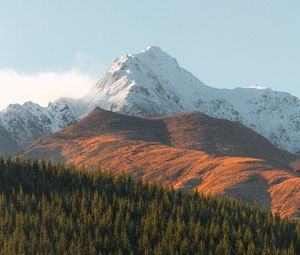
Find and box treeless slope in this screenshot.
[25,108,300,217]
[160,112,293,164]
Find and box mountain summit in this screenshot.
[83,46,211,116]
[1,46,300,153]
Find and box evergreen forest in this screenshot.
[0,156,299,254]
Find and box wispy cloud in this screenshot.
[0,69,97,110]
[0,53,105,110]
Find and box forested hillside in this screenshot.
[0,157,299,254]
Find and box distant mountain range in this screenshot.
[2,46,300,155]
[24,107,300,218]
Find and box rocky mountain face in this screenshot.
[24,108,300,217]
[0,98,85,150]
[2,46,300,153]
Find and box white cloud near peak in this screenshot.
[0,68,97,110]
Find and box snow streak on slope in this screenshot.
[1,46,300,153]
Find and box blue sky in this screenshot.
[1,0,300,108]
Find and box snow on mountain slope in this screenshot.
[1,46,300,153]
[83,46,300,153]
[0,98,84,149]
[220,88,300,152]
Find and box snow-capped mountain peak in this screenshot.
[84,46,211,116]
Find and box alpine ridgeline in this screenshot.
[2,46,300,153]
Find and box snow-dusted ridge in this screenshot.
[0,98,82,149]
[1,46,300,154]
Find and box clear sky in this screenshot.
[1,0,300,109]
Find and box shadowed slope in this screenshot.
[158,112,292,164]
[25,107,300,217]
[58,107,170,145]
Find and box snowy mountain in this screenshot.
[0,99,85,149]
[1,46,300,153]
[83,46,300,153]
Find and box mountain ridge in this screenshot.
[2,46,300,154]
[24,107,300,217]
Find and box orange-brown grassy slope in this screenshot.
[25,108,300,218]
